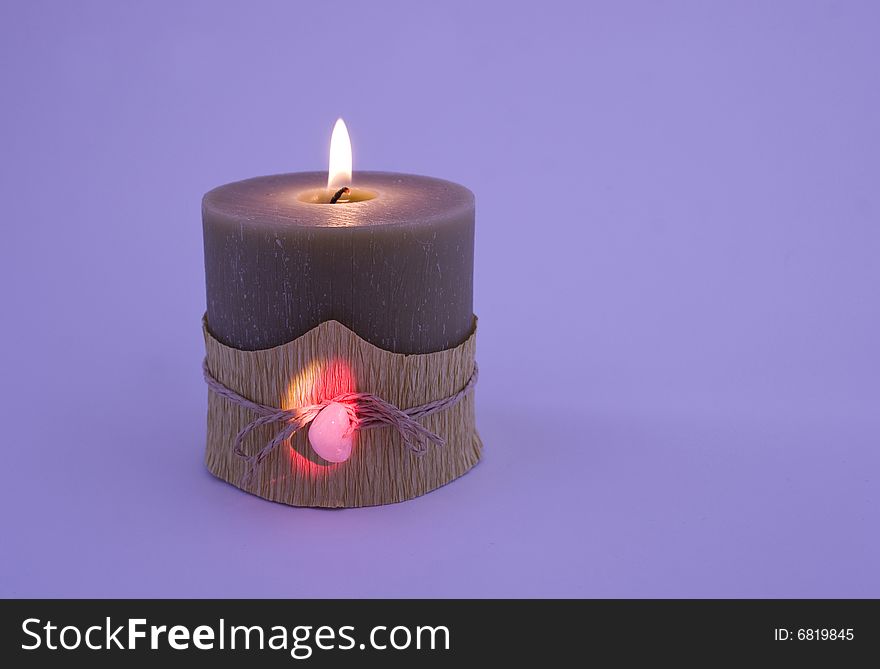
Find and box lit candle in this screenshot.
[202,119,475,355]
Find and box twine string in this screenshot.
[202,359,478,485]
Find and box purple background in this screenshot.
[1,1,878,597]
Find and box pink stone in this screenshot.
[308,402,353,463]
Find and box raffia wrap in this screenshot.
[203,317,481,507]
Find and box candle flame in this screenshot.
[327,118,352,191]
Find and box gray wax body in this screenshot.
[202,172,475,354]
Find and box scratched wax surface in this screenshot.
[203,172,474,353]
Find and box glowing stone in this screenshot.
[308,402,353,463]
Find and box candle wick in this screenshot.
[330,187,350,204]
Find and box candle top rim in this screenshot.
[203,171,474,229]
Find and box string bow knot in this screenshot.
[203,359,478,485]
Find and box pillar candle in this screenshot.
[202,170,475,354]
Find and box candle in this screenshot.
[202,120,475,354]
